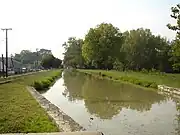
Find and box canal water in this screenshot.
[42,71,179,135]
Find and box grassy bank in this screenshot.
[0,70,62,133]
[78,69,180,89]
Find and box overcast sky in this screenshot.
[0,0,179,59]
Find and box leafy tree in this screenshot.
[82,23,124,69]
[63,37,85,68]
[121,29,170,71]
[41,55,62,69]
[167,3,180,72]
[13,49,53,68]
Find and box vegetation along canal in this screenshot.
[42,71,179,135]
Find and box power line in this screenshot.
[1,28,12,77]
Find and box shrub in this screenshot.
[53,75,58,78]
[150,82,158,89]
[33,81,43,90]
[47,77,54,82]
[141,81,151,87]
[134,79,141,85]
[129,78,135,83]
[52,76,56,80]
[141,68,148,73]
[123,77,129,81]
[113,59,124,71]
[41,80,51,89]
[32,70,62,91]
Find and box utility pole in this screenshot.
[36,48,39,70]
[1,54,4,77]
[1,28,12,77]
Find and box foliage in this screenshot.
[41,55,62,69]
[121,29,171,71]
[32,71,62,91]
[113,59,124,71]
[33,81,43,90]
[63,23,175,72]
[81,70,158,89]
[141,68,148,73]
[79,69,180,88]
[62,4,180,73]
[82,23,124,69]
[167,3,180,72]
[63,37,85,68]
[13,49,54,69]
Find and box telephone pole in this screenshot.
[1,28,12,77]
[1,54,4,77]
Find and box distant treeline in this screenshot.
[63,4,180,73]
[13,49,62,69]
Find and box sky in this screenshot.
[0,0,179,59]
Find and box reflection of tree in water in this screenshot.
[82,77,165,119]
[85,100,122,119]
[174,99,180,135]
[63,71,166,119]
[62,71,85,101]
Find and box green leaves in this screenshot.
[41,55,62,69]
[63,37,84,68]
[167,3,180,72]
[63,11,179,73]
[82,23,123,69]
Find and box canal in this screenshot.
[42,71,179,135]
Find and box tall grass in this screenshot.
[79,69,180,88]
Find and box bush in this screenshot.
[118,76,157,89]
[41,80,51,89]
[33,81,43,90]
[141,68,148,73]
[113,59,124,71]
[134,79,141,85]
[151,68,157,73]
[141,81,151,87]
[52,76,56,80]
[32,70,62,91]
[150,82,158,89]
[47,77,54,82]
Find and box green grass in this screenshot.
[0,70,62,133]
[32,72,62,91]
[78,69,180,88]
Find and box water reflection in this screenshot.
[63,71,165,119]
[42,70,179,135]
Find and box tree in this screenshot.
[121,28,170,71]
[41,55,62,69]
[63,37,85,68]
[82,23,124,69]
[167,3,180,72]
[13,49,53,69]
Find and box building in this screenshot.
[0,57,23,74]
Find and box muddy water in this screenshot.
[42,71,179,135]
